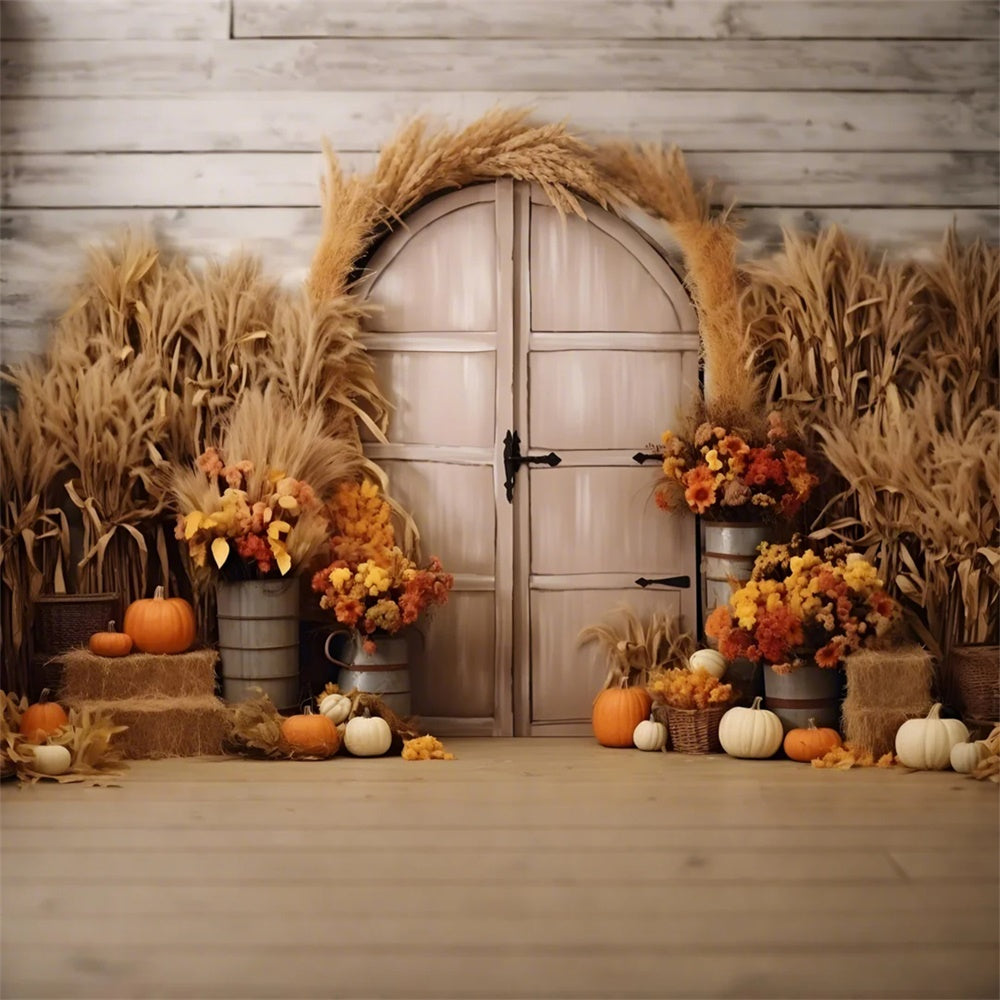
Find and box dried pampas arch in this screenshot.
[307,108,755,425]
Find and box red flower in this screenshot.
[744,446,787,488]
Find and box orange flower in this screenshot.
[683,465,718,514]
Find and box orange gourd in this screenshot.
[592,687,652,748]
[280,707,341,758]
[19,689,69,744]
[783,718,843,762]
[123,586,196,654]
[88,620,133,658]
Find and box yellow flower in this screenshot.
[328,566,353,590]
[704,449,723,472]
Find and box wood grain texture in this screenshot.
[1,743,997,1000]
[0,0,230,40]
[233,0,999,40]
[2,39,995,95]
[4,92,995,153]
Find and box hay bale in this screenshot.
[61,696,230,759]
[58,649,218,701]
[841,701,932,758]
[844,645,933,708]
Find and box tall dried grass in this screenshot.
[309,108,626,301]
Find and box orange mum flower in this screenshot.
[683,465,718,514]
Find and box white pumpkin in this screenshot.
[688,648,727,680]
[633,715,667,751]
[343,712,392,757]
[718,696,783,759]
[949,739,989,774]
[895,704,970,770]
[28,744,72,776]
[318,692,352,725]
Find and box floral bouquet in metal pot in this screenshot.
[705,539,902,674]
[311,479,453,653]
[655,411,819,521]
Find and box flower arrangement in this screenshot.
[174,447,329,579]
[647,668,735,711]
[311,480,453,652]
[705,539,902,674]
[655,411,819,521]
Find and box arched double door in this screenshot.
[358,179,699,735]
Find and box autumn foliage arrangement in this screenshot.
[706,539,902,675]
[656,411,818,521]
[311,480,453,652]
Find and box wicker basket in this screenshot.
[952,645,999,722]
[33,593,121,654]
[664,704,727,754]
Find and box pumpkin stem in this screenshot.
[106,620,117,632]
[153,585,165,600]
[749,696,763,710]
[927,703,942,719]
[39,687,52,704]
[807,718,817,729]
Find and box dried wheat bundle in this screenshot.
[598,143,757,422]
[579,605,694,690]
[309,108,624,301]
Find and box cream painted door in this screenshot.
[360,180,698,736]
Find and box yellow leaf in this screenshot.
[267,520,291,539]
[184,511,204,539]
[211,537,230,568]
[275,546,292,576]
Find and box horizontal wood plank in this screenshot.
[233,0,1000,41]
[4,151,996,208]
[0,0,230,40]
[3,91,995,153]
[2,39,995,95]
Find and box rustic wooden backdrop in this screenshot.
[1,0,997,366]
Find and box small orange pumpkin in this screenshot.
[88,620,133,658]
[280,707,341,758]
[592,686,652,748]
[19,689,69,744]
[123,586,196,654]
[783,718,843,762]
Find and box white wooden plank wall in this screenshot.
[1,0,997,366]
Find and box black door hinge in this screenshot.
[635,575,691,589]
[632,451,662,464]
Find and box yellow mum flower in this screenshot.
[705,449,723,472]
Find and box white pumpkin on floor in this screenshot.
[344,711,393,757]
[632,715,667,751]
[949,739,989,774]
[894,704,969,770]
[718,697,783,759]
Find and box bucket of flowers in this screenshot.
[705,538,902,730]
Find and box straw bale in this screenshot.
[843,645,933,708]
[841,702,931,759]
[61,696,229,759]
[58,648,218,701]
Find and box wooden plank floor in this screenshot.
[2,739,997,999]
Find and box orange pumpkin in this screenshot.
[123,586,196,654]
[280,707,341,758]
[19,689,69,744]
[783,718,843,762]
[88,620,133,657]
[592,687,652,748]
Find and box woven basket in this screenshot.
[664,704,727,754]
[33,593,121,654]
[952,645,999,722]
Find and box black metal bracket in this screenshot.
[632,451,662,465]
[635,575,691,589]
[503,430,561,502]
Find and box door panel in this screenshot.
[369,351,496,447]
[529,205,684,333]
[378,460,495,576]
[528,466,690,575]
[367,201,498,332]
[529,349,690,449]
[530,588,685,723]
[408,591,494,718]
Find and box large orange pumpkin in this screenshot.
[783,718,843,762]
[19,689,69,744]
[592,687,652,748]
[280,708,341,758]
[88,620,133,657]
[123,586,196,654]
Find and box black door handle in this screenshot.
[635,575,691,589]
[632,452,662,465]
[503,430,561,502]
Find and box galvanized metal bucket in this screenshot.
[701,521,772,631]
[324,631,411,717]
[216,578,301,710]
[763,664,842,732]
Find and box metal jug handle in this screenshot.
[323,627,356,669]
